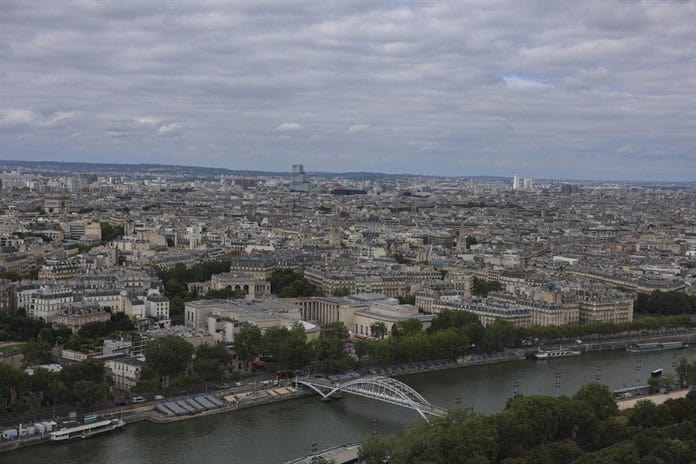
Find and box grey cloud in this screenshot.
[1,0,694,180]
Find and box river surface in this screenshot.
[6,348,695,464]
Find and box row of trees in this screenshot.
[227,310,696,376]
[360,384,696,464]
[353,311,695,368]
[0,310,72,343]
[0,359,111,416]
[233,321,351,372]
[634,290,696,316]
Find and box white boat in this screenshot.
[49,418,126,442]
[533,348,581,359]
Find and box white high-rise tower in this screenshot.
[512,174,520,190]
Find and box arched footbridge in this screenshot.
[296,375,446,421]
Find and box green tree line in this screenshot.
[0,310,71,342]
[0,359,111,416]
[360,383,696,464]
[635,290,696,316]
[233,321,350,372]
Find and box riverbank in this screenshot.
[5,347,694,464]
[617,388,690,410]
[2,333,693,454]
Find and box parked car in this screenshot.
[131,396,147,403]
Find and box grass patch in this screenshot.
[0,343,25,353]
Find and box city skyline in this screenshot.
[1,1,695,181]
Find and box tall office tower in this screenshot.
[512,174,520,190]
[290,164,311,192]
[524,177,533,190]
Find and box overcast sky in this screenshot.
[1,1,695,180]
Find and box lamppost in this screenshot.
[513,380,520,398]
[554,371,561,396]
[372,419,378,437]
[635,354,642,385]
[311,442,319,455]
[595,365,602,382]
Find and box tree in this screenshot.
[100,222,125,243]
[321,321,349,340]
[482,320,518,352]
[472,277,502,297]
[370,322,388,339]
[397,294,416,305]
[144,336,194,379]
[675,358,694,387]
[390,319,423,337]
[0,364,27,409]
[573,382,619,421]
[21,341,53,367]
[279,325,312,369]
[359,437,393,464]
[71,380,109,409]
[193,344,231,383]
[268,269,323,297]
[628,400,663,430]
[333,287,351,297]
[234,326,262,362]
[193,358,224,384]
[60,359,105,388]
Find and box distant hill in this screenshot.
[0,159,693,185]
[0,159,462,181]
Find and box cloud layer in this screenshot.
[1,0,694,180]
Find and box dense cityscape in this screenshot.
[0,160,694,463]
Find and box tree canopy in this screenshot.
[144,336,194,379]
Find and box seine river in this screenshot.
[6,348,695,464]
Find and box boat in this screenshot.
[532,347,581,360]
[49,418,126,442]
[627,341,689,353]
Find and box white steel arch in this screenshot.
[297,376,445,421]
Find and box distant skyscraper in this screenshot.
[290,164,310,192]
[561,184,580,194]
[512,174,520,190]
[523,177,533,190]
